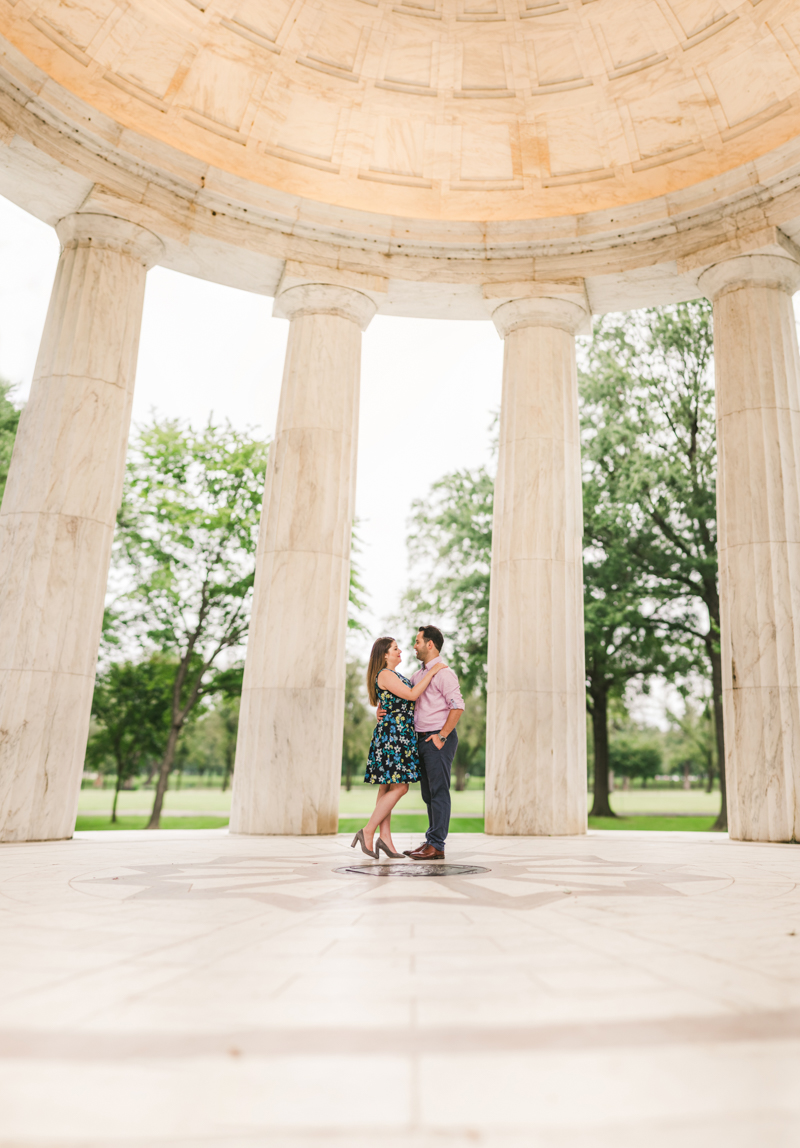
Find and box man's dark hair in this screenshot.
[418,625,444,653]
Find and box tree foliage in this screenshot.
[666,700,716,791]
[582,522,686,814]
[401,466,493,698]
[348,523,369,634]
[580,301,726,827]
[452,693,486,790]
[0,379,21,506]
[609,735,662,786]
[342,659,373,790]
[107,417,268,827]
[86,658,174,820]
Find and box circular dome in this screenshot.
[4,0,800,218]
[2,0,800,313]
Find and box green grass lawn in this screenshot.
[75,816,229,831]
[607,789,721,815]
[588,815,718,832]
[77,789,232,813]
[75,781,723,834]
[74,812,720,834]
[340,814,719,834]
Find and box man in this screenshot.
[380,625,464,860]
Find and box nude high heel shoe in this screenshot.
[376,837,404,859]
[351,828,377,858]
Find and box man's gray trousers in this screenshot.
[416,730,458,852]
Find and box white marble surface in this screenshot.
[0,829,798,1146]
[485,295,588,837]
[700,253,800,844]
[230,283,373,836]
[3,5,800,318]
[0,214,162,844]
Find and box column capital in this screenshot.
[273,259,387,330]
[273,282,378,330]
[698,253,800,301]
[55,213,164,269]
[483,280,591,337]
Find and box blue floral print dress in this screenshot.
[365,672,420,784]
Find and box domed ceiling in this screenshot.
[2,0,800,223]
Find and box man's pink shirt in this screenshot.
[410,656,465,732]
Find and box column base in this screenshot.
[230,686,343,836]
[725,685,800,843]
[0,668,92,842]
[485,689,588,836]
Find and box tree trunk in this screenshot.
[222,747,233,792]
[111,771,122,823]
[147,724,181,829]
[682,760,691,790]
[344,756,352,792]
[589,688,615,817]
[706,631,728,831]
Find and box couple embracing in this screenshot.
[351,626,465,861]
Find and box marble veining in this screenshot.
[229,282,375,836]
[485,294,588,837]
[0,215,162,844]
[700,253,800,843]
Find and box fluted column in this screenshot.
[0,213,163,842]
[699,253,800,842]
[230,283,376,836]
[484,294,589,836]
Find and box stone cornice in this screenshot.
[4,49,800,316]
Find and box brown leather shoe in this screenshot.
[402,842,428,857]
[408,844,445,861]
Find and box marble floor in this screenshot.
[0,829,798,1147]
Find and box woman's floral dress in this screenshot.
[364,672,420,784]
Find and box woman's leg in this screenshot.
[363,783,407,847]
[378,783,408,853]
[361,784,388,849]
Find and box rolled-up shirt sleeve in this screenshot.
[441,669,465,711]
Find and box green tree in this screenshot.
[582,420,691,816]
[0,379,22,505]
[583,555,679,815]
[609,734,662,788]
[580,301,726,828]
[108,418,268,829]
[342,660,373,790]
[86,659,173,821]
[402,466,493,698]
[217,696,240,791]
[666,700,716,791]
[452,692,486,790]
[348,522,369,634]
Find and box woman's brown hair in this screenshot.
[367,636,394,706]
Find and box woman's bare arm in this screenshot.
[377,664,446,702]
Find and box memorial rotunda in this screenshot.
[1,0,800,844]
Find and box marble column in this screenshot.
[484,294,589,836]
[229,283,376,836]
[0,213,163,843]
[699,253,800,842]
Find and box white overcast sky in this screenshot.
[0,194,502,664]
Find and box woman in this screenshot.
[351,635,446,859]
